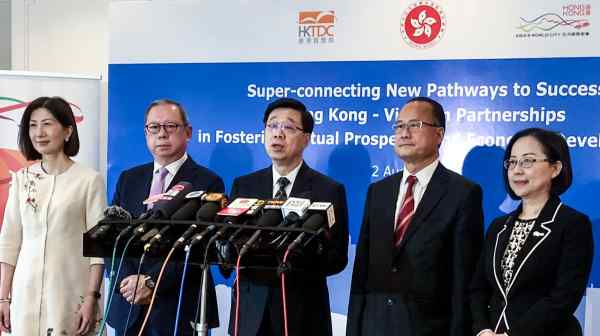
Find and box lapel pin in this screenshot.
[533,231,544,237]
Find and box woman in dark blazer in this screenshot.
[470,128,594,336]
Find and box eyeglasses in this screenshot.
[145,122,185,135]
[503,157,551,170]
[265,121,305,135]
[392,119,440,132]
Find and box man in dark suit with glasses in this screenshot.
[107,99,224,336]
[225,97,349,336]
[348,96,484,336]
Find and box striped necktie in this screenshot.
[394,175,417,247]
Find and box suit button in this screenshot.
[391,267,398,273]
[387,298,394,306]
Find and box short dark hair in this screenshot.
[144,99,190,125]
[503,127,573,200]
[263,98,314,134]
[406,96,446,129]
[19,96,80,160]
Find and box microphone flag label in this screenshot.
[217,198,258,216]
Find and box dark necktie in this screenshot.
[274,177,290,200]
[394,175,417,247]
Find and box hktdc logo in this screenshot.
[298,11,335,44]
[400,1,446,49]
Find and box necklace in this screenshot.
[40,161,49,174]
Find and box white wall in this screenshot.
[0,1,10,70]
[10,0,109,175]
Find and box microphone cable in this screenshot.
[97,229,137,336]
[136,246,176,336]
[233,254,243,336]
[122,250,147,336]
[173,244,193,336]
[280,249,292,336]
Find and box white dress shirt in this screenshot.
[394,159,439,226]
[152,152,188,192]
[272,161,303,198]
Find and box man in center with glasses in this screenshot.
[347,97,484,336]
[106,99,224,335]
[225,97,349,336]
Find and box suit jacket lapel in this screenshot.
[396,164,449,252]
[136,163,154,214]
[505,196,560,294]
[289,162,313,198]
[493,214,514,299]
[259,166,275,199]
[167,156,193,190]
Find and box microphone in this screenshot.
[89,205,132,240]
[281,197,311,222]
[239,201,285,256]
[171,193,228,248]
[271,197,311,247]
[169,190,206,221]
[226,199,267,242]
[301,202,335,247]
[115,182,194,239]
[148,182,194,219]
[196,193,229,221]
[305,202,336,229]
[215,199,268,265]
[285,213,325,252]
[216,198,259,222]
[140,190,207,250]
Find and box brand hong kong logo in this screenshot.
[400,1,446,49]
[516,3,591,39]
[298,11,335,44]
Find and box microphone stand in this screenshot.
[194,231,221,336]
[196,266,210,336]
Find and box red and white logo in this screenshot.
[400,1,446,49]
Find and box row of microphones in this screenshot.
[89,184,335,259]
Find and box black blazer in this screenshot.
[470,196,594,336]
[106,156,224,335]
[348,164,484,336]
[226,162,349,336]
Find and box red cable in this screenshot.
[280,249,291,336]
[233,254,242,336]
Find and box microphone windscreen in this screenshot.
[256,209,283,228]
[171,199,202,220]
[302,213,325,231]
[196,202,220,221]
[152,181,194,219]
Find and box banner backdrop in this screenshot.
[108,1,599,335]
[108,57,600,334]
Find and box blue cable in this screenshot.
[97,233,137,336]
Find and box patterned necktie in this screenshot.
[394,175,417,247]
[148,167,168,209]
[274,177,290,200]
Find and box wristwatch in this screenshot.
[144,276,156,289]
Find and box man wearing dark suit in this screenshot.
[226,98,349,336]
[107,99,224,336]
[347,97,484,336]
